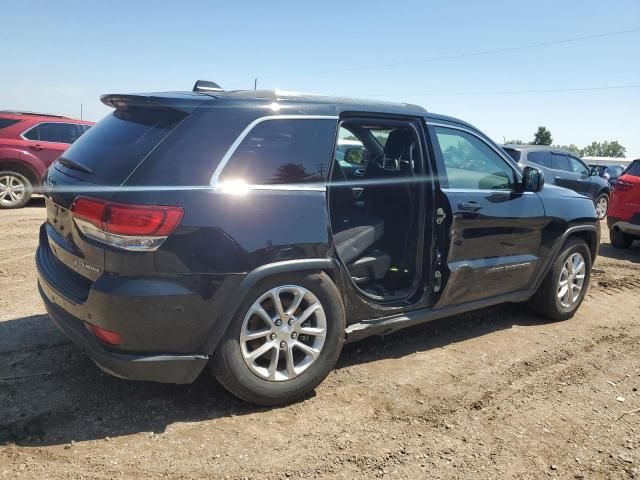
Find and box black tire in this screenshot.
[0,171,32,209]
[528,237,591,321]
[211,271,345,406]
[610,227,633,249]
[594,193,609,220]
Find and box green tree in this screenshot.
[553,144,582,156]
[580,140,626,158]
[504,139,526,145]
[532,126,553,146]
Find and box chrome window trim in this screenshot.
[425,121,523,176]
[209,115,339,189]
[20,121,83,144]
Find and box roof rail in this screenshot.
[192,80,224,93]
[0,110,73,119]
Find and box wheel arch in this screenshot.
[0,159,40,187]
[202,259,337,354]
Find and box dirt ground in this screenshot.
[1,198,639,479]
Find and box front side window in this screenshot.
[434,126,515,190]
[551,153,571,172]
[569,157,589,176]
[219,118,337,185]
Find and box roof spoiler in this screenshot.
[192,80,223,93]
[100,94,206,113]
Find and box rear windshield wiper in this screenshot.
[57,157,93,175]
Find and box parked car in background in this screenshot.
[36,84,599,406]
[590,164,625,185]
[502,145,611,219]
[608,159,640,248]
[0,111,93,208]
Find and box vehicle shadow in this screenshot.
[26,196,45,208]
[0,303,549,447]
[597,241,640,263]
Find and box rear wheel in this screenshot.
[211,272,345,406]
[594,193,609,220]
[610,227,634,249]
[0,171,32,209]
[528,237,591,321]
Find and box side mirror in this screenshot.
[521,166,544,192]
[344,147,364,165]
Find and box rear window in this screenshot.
[58,107,188,185]
[527,151,551,167]
[0,118,20,130]
[624,161,640,177]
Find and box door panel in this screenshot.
[427,123,545,307]
[437,189,545,305]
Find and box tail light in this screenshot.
[70,196,183,251]
[613,180,634,192]
[89,324,122,346]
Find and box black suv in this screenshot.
[36,84,600,405]
[502,145,611,219]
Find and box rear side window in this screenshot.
[219,118,337,185]
[24,122,80,143]
[527,151,551,167]
[59,107,188,185]
[0,118,20,130]
[551,153,571,171]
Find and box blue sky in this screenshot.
[2,0,639,157]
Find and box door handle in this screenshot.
[354,168,365,177]
[30,144,44,151]
[458,201,482,212]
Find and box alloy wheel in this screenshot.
[240,285,327,381]
[557,252,586,309]
[0,174,26,207]
[595,196,608,220]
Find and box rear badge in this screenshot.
[75,259,101,274]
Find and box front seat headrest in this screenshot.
[383,129,414,159]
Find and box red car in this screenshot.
[0,111,94,208]
[608,159,640,248]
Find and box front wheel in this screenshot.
[0,171,32,209]
[528,237,591,321]
[594,193,609,220]
[211,272,345,406]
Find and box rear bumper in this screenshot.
[608,216,640,236]
[39,282,208,383]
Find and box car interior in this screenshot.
[328,120,424,299]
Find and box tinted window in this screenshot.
[30,122,80,143]
[220,119,337,184]
[434,127,515,190]
[502,147,521,161]
[0,118,20,130]
[551,153,571,171]
[569,157,589,176]
[60,107,188,184]
[624,161,640,177]
[527,151,551,167]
